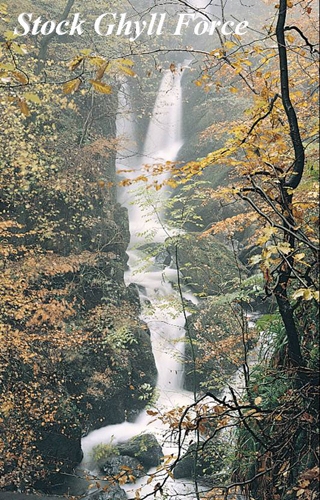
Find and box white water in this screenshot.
[79,67,256,500]
[80,70,199,498]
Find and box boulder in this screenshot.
[117,433,163,468]
[173,441,222,480]
[100,455,145,480]
[83,486,127,500]
[64,320,157,432]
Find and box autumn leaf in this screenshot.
[63,78,81,94]
[95,62,109,81]
[68,56,84,71]
[89,79,112,94]
[112,58,135,77]
[24,92,41,104]
[12,71,28,84]
[18,99,30,116]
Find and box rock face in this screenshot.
[173,437,229,482]
[64,325,157,430]
[117,433,163,468]
[184,300,246,394]
[173,441,224,480]
[169,233,246,296]
[94,434,163,487]
[0,85,157,492]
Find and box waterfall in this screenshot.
[119,70,184,245]
[143,70,183,164]
[80,71,197,498]
[78,65,253,500]
[123,69,188,397]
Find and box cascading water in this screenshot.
[79,65,255,500]
[80,69,198,499]
[142,69,183,165]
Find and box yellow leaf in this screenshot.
[254,396,262,405]
[11,42,25,55]
[89,79,112,94]
[24,92,41,104]
[113,58,135,77]
[286,187,295,194]
[80,48,92,56]
[119,66,135,77]
[68,56,84,71]
[303,289,313,301]
[117,58,134,67]
[88,56,107,67]
[229,86,238,94]
[63,78,81,94]
[4,30,18,40]
[257,226,277,245]
[225,41,236,49]
[293,253,305,261]
[292,288,315,301]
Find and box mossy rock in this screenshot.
[117,433,163,468]
[184,300,245,394]
[168,233,247,296]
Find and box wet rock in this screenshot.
[64,325,157,431]
[173,441,224,480]
[168,233,247,296]
[155,249,171,268]
[83,486,127,500]
[100,455,145,480]
[117,433,163,468]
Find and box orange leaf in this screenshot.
[63,78,81,94]
[18,99,30,116]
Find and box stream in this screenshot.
[78,60,257,499]
[80,69,202,499]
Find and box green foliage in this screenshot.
[104,326,138,349]
[91,440,120,465]
[138,383,155,402]
[231,305,319,499]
